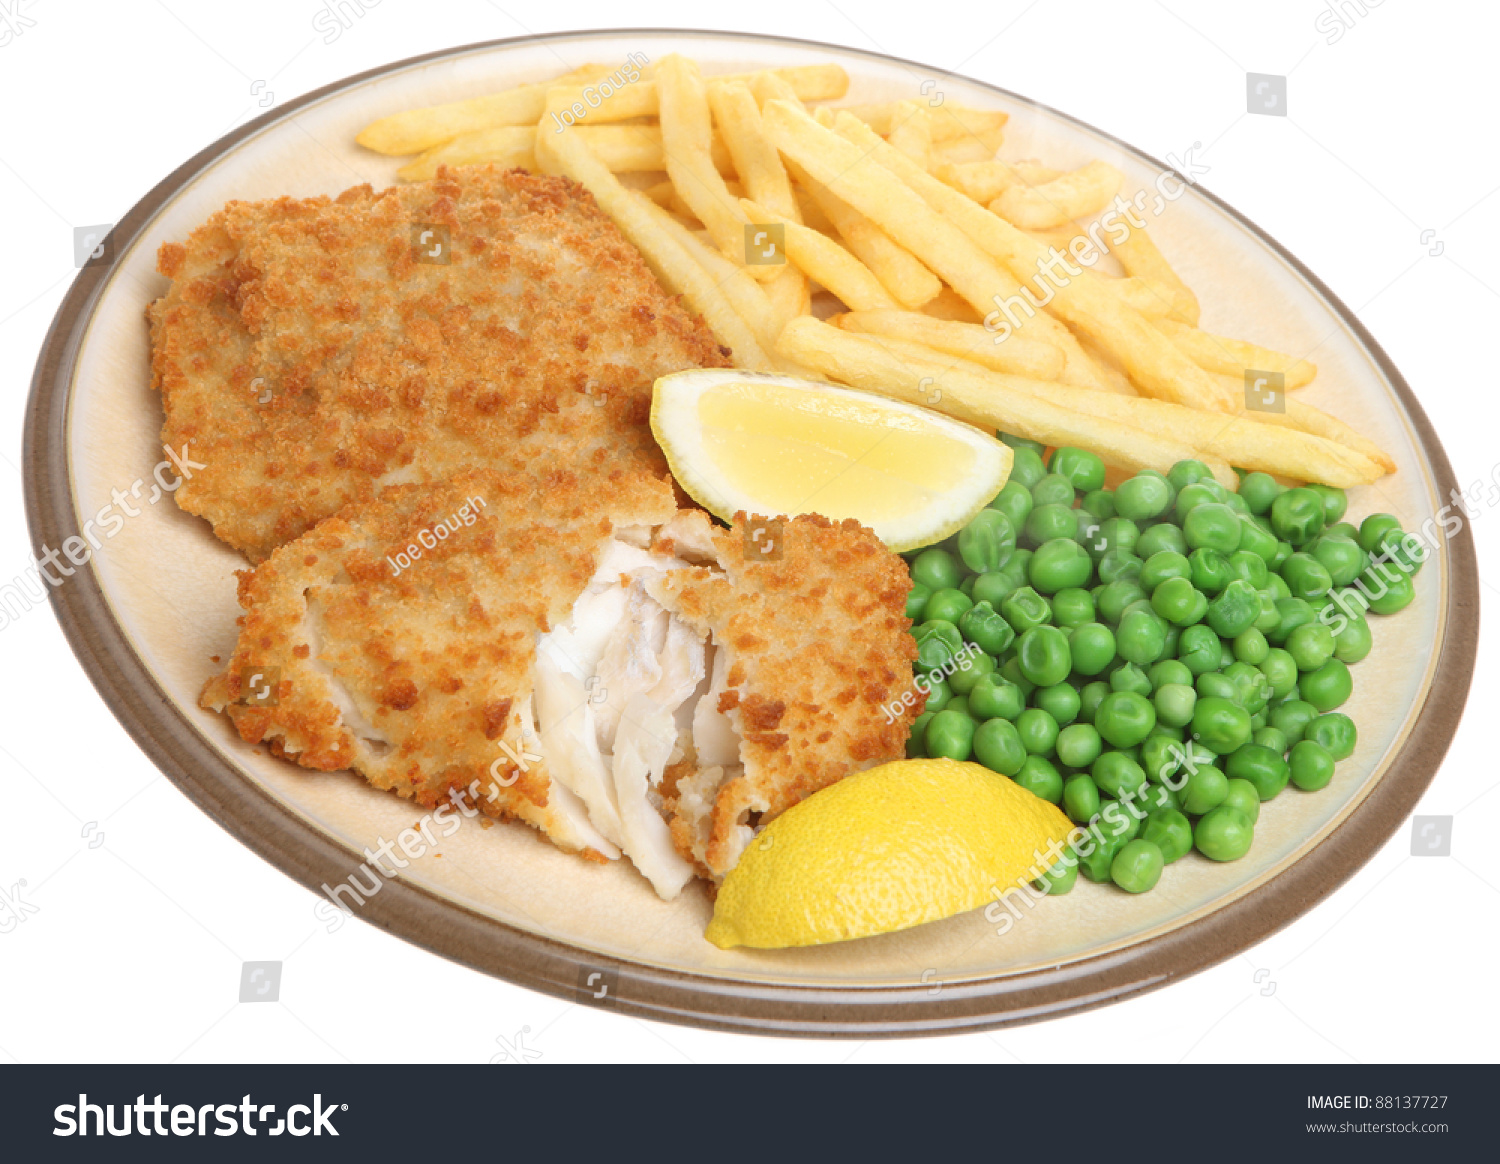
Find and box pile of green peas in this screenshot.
[904,436,1421,896]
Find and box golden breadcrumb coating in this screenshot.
[149,165,730,562]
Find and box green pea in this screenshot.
[1269,698,1319,745]
[1231,627,1269,666]
[1330,610,1372,664]
[945,694,973,719]
[958,601,1016,656]
[925,709,975,760]
[1306,483,1348,525]
[1134,782,1178,817]
[1221,777,1262,824]
[910,548,962,592]
[1312,535,1368,588]
[1059,622,1111,678]
[1154,682,1197,728]
[1055,722,1102,769]
[1034,684,1080,727]
[1117,607,1168,666]
[1089,751,1145,800]
[1114,473,1172,522]
[1259,648,1299,700]
[1096,579,1145,625]
[1150,576,1208,627]
[1111,839,1164,893]
[1017,625,1071,687]
[1300,658,1352,712]
[946,649,997,695]
[1289,739,1336,791]
[906,711,934,757]
[1176,624,1223,676]
[1235,515,1280,564]
[1222,661,1271,713]
[1183,502,1243,555]
[973,716,1027,775]
[957,508,1017,574]
[988,479,1035,532]
[1029,538,1094,594]
[1226,742,1291,800]
[1271,487,1327,545]
[1050,446,1106,493]
[1252,726,1288,754]
[1173,482,1220,525]
[999,657,1035,698]
[1285,623,1335,671]
[1139,550,1191,593]
[971,571,1019,608]
[1097,549,1143,585]
[904,582,932,623]
[1192,696,1252,755]
[1047,587,1092,630]
[1063,772,1102,823]
[1188,547,1233,595]
[1143,808,1193,863]
[1109,662,1153,697]
[1237,471,1281,515]
[1180,762,1229,814]
[1147,658,1193,690]
[924,587,973,625]
[1280,552,1332,600]
[1356,513,1402,554]
[1135,521,1187,560]
[1030,471,1077,508]
[999,432,1046,455]
[1196,670,1239,705]
[1078,680,1110,724]
[1094,691,1156,749]
[1267,572,1292,600]
[1013,754,1064,804]
[1270,540,1293,571]
[1075,829,1127,883]
[1008,445,1048,489]
[1000,586,1052,633]
[1034,849,1079,895]
[1269,596,1316,646]
[1195,805,1254,861]
[968,674,1025,721]
[1304,712,1356,761]
[1167,459,1215,493]
[1205,578,1261,638]
[1359,566,1416,614]
[1082,489,1116,520]
[1016,707,1061,756]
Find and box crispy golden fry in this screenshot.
[356,64,610,155]
[396,124,735,182]
[825,112,1234,411]
[1154,318,1317,388]
[536,126,773,369]
[762,100,1113,393]
[886,101,933,168]
[991,160,1123,229]
[785,157,941,309]
[777,318,1237,485]
[839,102,1008,141]
[791,182,837,233]
[1110,220,1200,325]
[921,287,984,322]
[836,309,1065,381]
[630,191,780,353]
[929,135,1003,165]
[1205,375,1396,474]
[739,198,899,311]
[1105,274,1200,322]
[750,69,803,109]
[707,81,800,221]
[657,55,773,280]
[545,63,848,122]
[933,160,1062,203]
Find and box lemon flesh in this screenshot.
[651,370,1011,552]
[706,758,1075,950]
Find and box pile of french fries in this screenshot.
[357,54,1395,490]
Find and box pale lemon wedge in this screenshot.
[650,370,1011,551]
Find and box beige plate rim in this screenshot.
[23,28,1478,1037]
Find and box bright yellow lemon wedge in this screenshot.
[650,370,1011,551]
[705,758,1075,950]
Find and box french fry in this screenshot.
[396,125,736,181]
[535,125,773,370]
[786,157,942,309]
[1153,318,1317,388]
[545,63,848,123]
[824,111,1235,411]
[1205,377,1397,474]
[1110,220,1200,325]
[740,198,899,311]
[836,309,1065,381]
[750,69,803,110]
[777,317,1237,485]
[356,64,609,155]
[933,160,1062,203]
[838,102,1008,141]
[930,135,1003,166]
[707,81,800,221]
[921,287,984,322]
[658,55,774,282]
[1105,275,1200,322]
[762,100,1114,393]
[886,101,933,168]
[991,160,1123,229]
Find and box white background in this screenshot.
[1,0,1496,1064]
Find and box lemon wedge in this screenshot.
[650,370,1011,551]
[705,758,1075,950]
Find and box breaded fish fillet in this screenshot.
[201,469,920,897]
[149,165,730,562]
